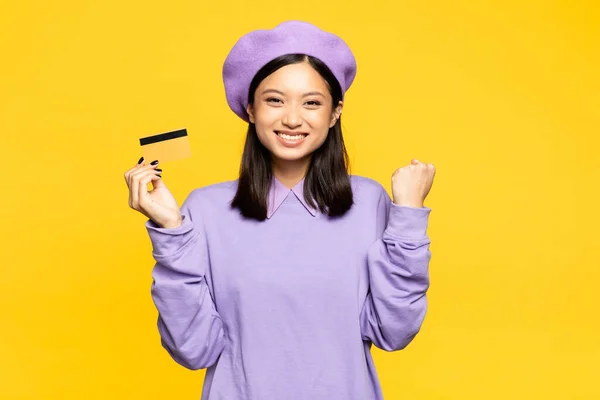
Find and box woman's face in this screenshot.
[247,62,342,167]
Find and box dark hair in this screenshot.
[230,53,353,221]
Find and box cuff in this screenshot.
[385,202,431,240]
[145,215,197,257]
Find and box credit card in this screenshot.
[139,128,192,163]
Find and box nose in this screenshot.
[282,106,302,129]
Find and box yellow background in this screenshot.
[1,0,598,398]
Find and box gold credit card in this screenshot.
[139,128,192,163]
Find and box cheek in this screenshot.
[254,108,281,130]
[254,126,273,148]
[306,111,333,131]
[253,120,278,149]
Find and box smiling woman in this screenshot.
[231,53,351,220]
[124,20,435,400]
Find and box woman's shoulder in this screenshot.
[182,179,238,208]
[349,174,388,200]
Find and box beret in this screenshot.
[222,20,357,122]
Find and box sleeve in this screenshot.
[359,186,432,351]
[145,192,226,370]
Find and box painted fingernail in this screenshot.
[137,156,144,164]
[150,160,159,165]
[155,168,162,172]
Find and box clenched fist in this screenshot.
[391,159,436,208]
[124,157,182,229]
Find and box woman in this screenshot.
[124,20,435,400]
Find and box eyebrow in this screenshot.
[261,89,326,98]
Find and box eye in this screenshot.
[266,97,282,104]
[305,100,321,107]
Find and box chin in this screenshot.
[270,148,313,162]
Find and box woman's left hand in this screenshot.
[391,159,436,208]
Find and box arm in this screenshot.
[146,192,226,369]
[360,186,432,351]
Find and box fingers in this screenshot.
[151,173,166,190]
[411,159,435,170]
[131,168,162,209]
[125,157,145,208]
[393,160,435,177]
[126,158,159,185]
[126,157,161,210]
[130,168,143,209]
[124,157,160,182]
[124,156,146,183]
[137,169,160,209]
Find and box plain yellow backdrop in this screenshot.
[1,0,598,399]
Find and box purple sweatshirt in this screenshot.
[145,175,432,400]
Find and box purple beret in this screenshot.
[222,20,357,122]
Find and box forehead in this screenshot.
[258,62,330,94]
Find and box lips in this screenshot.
[275,130,308,138]
[274,131,308,147]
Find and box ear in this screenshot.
[329,101,343,128]
[246,104,255,124]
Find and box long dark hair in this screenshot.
[230,54,353,221]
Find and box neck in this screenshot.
[272,157,311,189]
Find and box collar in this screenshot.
[267,176,318,219]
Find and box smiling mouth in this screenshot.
[275,131,308,141]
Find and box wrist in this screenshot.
[160,216,183,229]
[392,199,424,208]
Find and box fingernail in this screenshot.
[150,160,159,165]
[155,168,162,172]
[137,156,144,164]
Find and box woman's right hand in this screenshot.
[124,157,182,229]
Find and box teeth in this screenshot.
[277,132,306,141]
